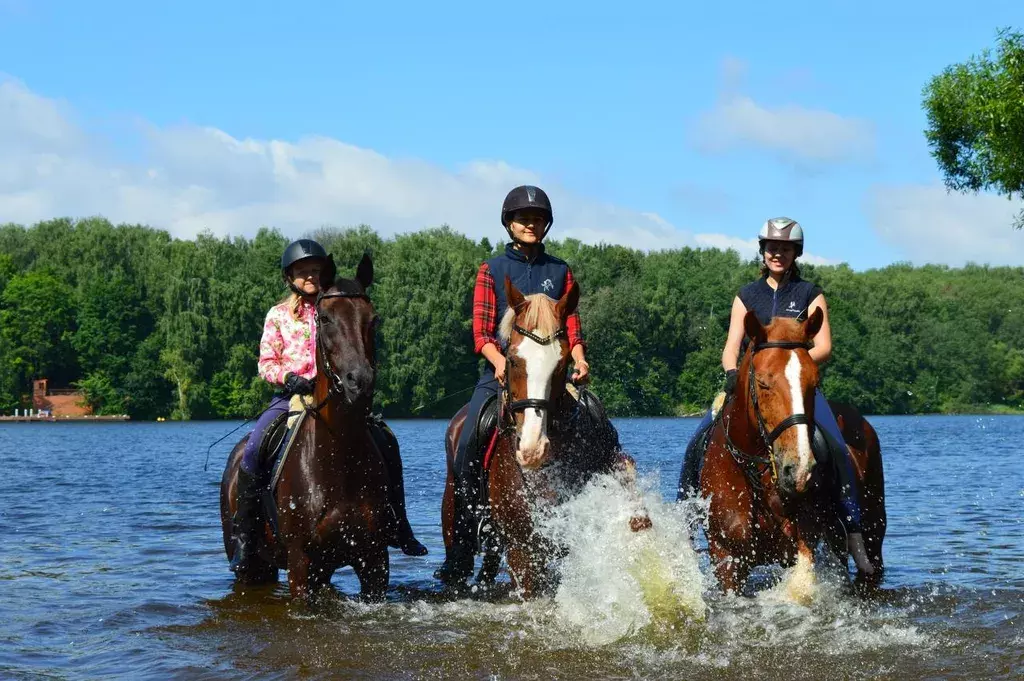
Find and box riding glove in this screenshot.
[724,369,738,394]
[284,372,315,396]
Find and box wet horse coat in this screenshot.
[697,309,886,594]
[220,254,398,602]
[441,276,650,597]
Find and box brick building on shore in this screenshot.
[32,378,92,417]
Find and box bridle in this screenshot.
[502,323,568,417]
[722,340,813,486]
[305,288,376,418]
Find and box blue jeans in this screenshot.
[677,388,862,530]
[241,394,290,476]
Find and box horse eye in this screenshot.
[757,378,770,390]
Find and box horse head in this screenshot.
[741,307,823,496]
[499,275,580,470]
[314,252,379,411]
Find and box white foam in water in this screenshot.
[532,470,709,645]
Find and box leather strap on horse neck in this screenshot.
[723,339,813,485]
[504,324,568,415]
[306,287,373,419]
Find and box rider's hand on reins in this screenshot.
[493,356,507,386]
[572,359,590,384]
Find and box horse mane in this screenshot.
[499,293,560,342]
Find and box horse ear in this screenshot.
[556,280,580,321]
[356,252,373,289]
[743,310,766,346]
[505,274,526,312]
[806,306,824,338]
[321,254,338,291]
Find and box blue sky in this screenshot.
[1,0,1022,269]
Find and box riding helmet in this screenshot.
[758,217,804,257]
[501,185,554,233]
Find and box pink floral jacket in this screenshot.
[257,300,317,386]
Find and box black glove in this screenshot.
[284,372,315,396]
[723,369,738,395]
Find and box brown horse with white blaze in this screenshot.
[440,276,651,597]
[220,253,397,602]
[699,308,886,594]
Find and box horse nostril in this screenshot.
[782,464,795,483]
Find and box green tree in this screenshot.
[922,27,1024,228]
[0,272,78,402]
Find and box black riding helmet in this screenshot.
[501,185,554,242]
[281,238,337,295]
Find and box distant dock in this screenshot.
[0,415,130,422]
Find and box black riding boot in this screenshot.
[379,441,428,557]
[433,481,477,585]
[229,468,263,573]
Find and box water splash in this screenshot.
[533,471,708,645]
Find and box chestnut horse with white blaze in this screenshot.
[441,276,651,597]
[698,308,886,593]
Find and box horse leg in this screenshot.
[708,539,749,594]
[506,544,537,599]
[286,545,312,601]
[613,453,653,532]
[352,546,390,603]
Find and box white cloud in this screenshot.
[693,59,876,165]
[868,184,1024,266]
[0,75,731,254]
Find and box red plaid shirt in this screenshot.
[472,263,585,354]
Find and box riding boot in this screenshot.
[229,468,263,573]
[384,460,428,557]
[368,419,428,556]
[433,482,477,585]
[847,532,875,575]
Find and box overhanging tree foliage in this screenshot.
[922,27,1024,228]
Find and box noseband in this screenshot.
[723,340,813,485]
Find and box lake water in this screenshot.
[1,415,1021,679]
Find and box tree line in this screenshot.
[1,217,1021,420]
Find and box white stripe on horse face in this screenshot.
[514,332,562,451]
[784,352,813,474]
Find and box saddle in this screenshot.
[467,384,622,552]
[470,383,622,469]
[252,394,401,538]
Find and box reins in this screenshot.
[720,339,813,491]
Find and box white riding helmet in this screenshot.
[758,217,804,257]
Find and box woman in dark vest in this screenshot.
[434,185,590,585]
[678,217,873,575]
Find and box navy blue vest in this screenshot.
[486,243,569,348]
[738,275,823,326]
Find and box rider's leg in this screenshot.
[434,371,500,585]
[814,388,873,574]
[231,394,289,573]
[677,407,715,501]
[375,421,428,556]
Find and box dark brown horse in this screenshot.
[220,253,396,602]
[441,277,651,598]
[698,309,886,595]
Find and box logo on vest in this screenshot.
[541,278,554,292]
[787,300,798,312]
